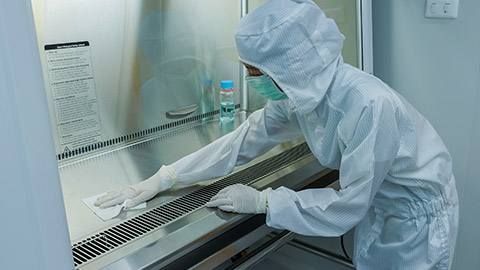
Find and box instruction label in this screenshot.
[45,41,102,153]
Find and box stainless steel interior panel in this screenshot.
[32,0,241,156]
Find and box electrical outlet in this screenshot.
[425,0,459,19]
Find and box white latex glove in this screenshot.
[206,184,271,214]
[94,165,178,209]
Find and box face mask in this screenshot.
[245,74,288,101]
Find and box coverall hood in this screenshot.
[234,0,345,115]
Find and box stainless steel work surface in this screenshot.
[58,117,332,269]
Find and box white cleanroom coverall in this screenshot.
[96,0,459,269]
[172,0,459,269]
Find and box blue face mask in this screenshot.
[245,74,288,101]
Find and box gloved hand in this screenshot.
[206,184,271,214]
[94,165,178,209]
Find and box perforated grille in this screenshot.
[58,105,240,161]
[71,143,311,267]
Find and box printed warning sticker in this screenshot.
[45,41,102,153]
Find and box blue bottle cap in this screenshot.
[221,80,234,89]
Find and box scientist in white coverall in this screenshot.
[95,0,459,268]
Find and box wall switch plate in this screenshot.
[425,0,459,19]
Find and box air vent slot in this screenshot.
[72,143,311,268]
[58,105,240,161]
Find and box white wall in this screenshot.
[372,0,480,269]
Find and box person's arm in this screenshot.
[173,101,302,185]
[265,98,400,236]
[96,101,302,208]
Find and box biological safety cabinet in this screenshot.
[0,0,372,269]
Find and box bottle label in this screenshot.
[220,88,235,92]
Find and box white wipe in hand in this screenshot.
[82,192,146,221]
